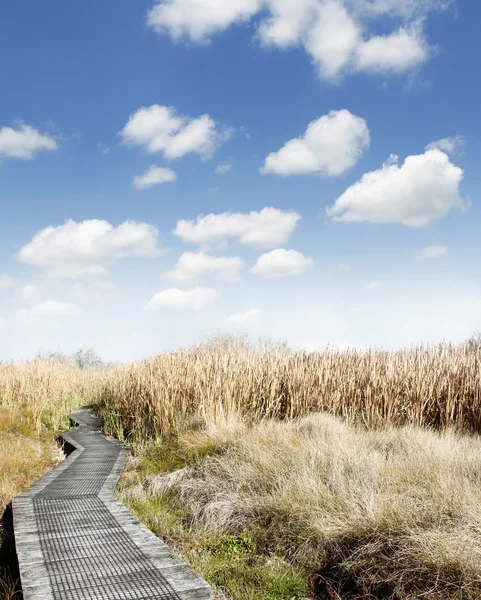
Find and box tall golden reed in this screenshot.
[0,361,107,432]
[1,334,480,439]
[96,334,481,440]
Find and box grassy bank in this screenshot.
[0,408,65,599]
[118,412,481,599]
[0,359,105,598]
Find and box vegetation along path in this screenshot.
[12,407,212,600]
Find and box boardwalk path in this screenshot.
[12,407,212,600]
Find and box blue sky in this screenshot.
[1,0,480,361]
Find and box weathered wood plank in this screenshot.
[13,407,212,600]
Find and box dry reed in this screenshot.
[0,361,108,432]
[1,334,480,439]
[96,334,481,441]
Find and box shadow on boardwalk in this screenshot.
[12,407,212,600]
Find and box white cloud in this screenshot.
[258,0,319,48]
[22,300,83,318]
[351,0,454,20]
[417,245,448,259]
[0,274,15,288]
[338,263,352,272]
[133,165,177,189]
[0,123,58,160]
[145,287,219,311]
[225,309,262,327]
[364,280,382,289]
[120,105,232,160]
[147,0,263,42]
[250,248,314,277]
[425,135,465,155]
[355,24,428,74]
[304,1,362,79]
[261,110,369,176]
[326,149,465,227]
[147,0,442,80]
[215,161,232,175]
[17,285,39,300]
[166,252,244,282]
[173,207,300,248]
[19,219,162,278]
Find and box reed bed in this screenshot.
[96,334,481,441]
[1,333,480,439]
[0,361,108,433]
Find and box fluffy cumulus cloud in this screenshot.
[166,252,244,282]
[120,104,231,160]
[173,207,300,248]
[146,0,443,80]
[425,135,465,155]
[364,280,382,289]
[417,245,448,259]
[19,219,162,278]
[145,287,219,311]
[261,110,369,176]
[326,149,465,227]
[0,123,57,160]
[147,0,263,41]
[133,165,177,189]
[250,248,314,277]
[355,24,428,74]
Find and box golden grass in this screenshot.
[0,360,108,434]
[2,334,481,598]
[122,412,481,599]
[0,408,63,518]
[0,407,65,600]
[2,335,480,441]
[96,334,481,441]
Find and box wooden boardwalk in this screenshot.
[12,407,212,600]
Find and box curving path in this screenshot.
[12,407,212,600]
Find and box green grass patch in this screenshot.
[119,487,310,600]
[198,534,309,600]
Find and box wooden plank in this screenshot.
[13,407,212,600]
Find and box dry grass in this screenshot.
[2,334,480,442]
[97,334,481,441]
[0,409,64,517]
[0,407,66,600]
[0,360,106,522]
[123,412,481,599]
[0,361,109,598]
[0,361,109,434]
[2,334,481,598]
